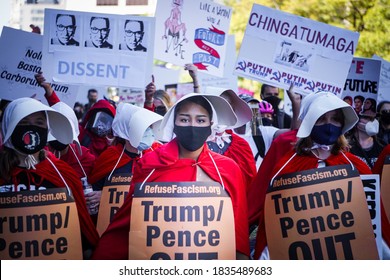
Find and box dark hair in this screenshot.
[56,14,76,25]
[125,20,144,32]
[0,147,46,181]
[88,89,98,96]
[363,98,377,113]
[377,100,390,113]
[260,84,278,98]
[354,95,365,102]
[90,17,110,28]
[174,96,213,121]
[343,96,352,103]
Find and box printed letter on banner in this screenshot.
[129,181,235,260]
[264,165,378,260]
[0,188,82,259]
[96,173,132,236]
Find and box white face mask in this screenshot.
[137,127,155,151]
[365,119,379,136]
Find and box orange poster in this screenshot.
[0,188,82,260]
[265,165,378,260]
[96,173,132,236]
[380,156,390,223]
[129,181,235,260]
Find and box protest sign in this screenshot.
[265,165,378,259]
[96,173,132,236]
[361,174,382,259]
[341,57,381,115]
[373,55,390,105]
[234,4,359,96]
[129,181,235,260]
[197,35,238,92]
[0,188,82,260]
[42,9,155,89]
[0,27,77,107]
[154,0,232,77]
[152,65,181,91]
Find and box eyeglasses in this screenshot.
[380,110,390,114]
[57,24,76,32]
[125,30,143,37]
[90,27,109,35]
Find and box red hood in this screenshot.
[81,99,116,127]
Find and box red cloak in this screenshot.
[253,149,390,259]
[79,100,116,157]
[0,152,99,248]
[88,142,162,184]
[92,139,249,259]
[224,130,257,190]
[59,143,96,178]
[247,129,298,226]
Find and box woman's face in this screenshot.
[153,98,164,108]
[18,112,47,128]
[174,102,211,127]
[363,99,372,110]
[315,110,343,127]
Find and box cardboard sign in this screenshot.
[361,174,382,259]
[381,156,390,224]
[129,181,235,260]
[96,173,132,236]
[265,165,378,260]
[154,0,232,77]
[234,4,359,96]
[0,27,78,107]
[42,9,155,88]
[341,57,381,114]
[0,188,82,260]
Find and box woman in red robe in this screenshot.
[0,98,99,258]
[92,93,249,259]
[253,91,390,259]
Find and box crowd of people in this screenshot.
[1,49,389,260]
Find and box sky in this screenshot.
[0,0,12,34]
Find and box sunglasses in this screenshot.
[380,110,390,114]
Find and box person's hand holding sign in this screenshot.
[144,75,155,107]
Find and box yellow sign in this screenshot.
[0,188,83,260]
[96,179,131,236]
[265,165,378,260]
[129,182,235,260]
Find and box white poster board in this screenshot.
[154,0,232,78]
[361,174,382,259]
[197,35,238,92]
[0,27,78,107]
[234,4,359,97]
[42,9,155,89]
[373,55,390,104]
[341,57,381,116]
[152,65,181,91]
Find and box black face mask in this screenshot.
[261,118,273,126]
[155,106,167,116]
[49,140,68,151]
[381,112,390,125]
[263,96,281,112]
[173,125,211,152]
[11,125,48,154]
